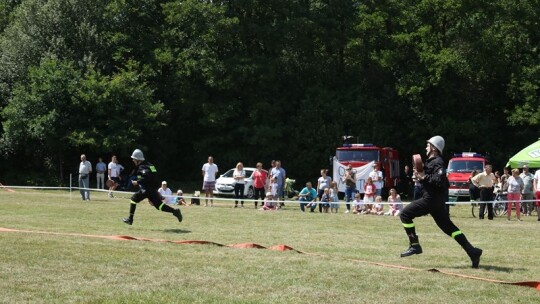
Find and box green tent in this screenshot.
[507,138,540,168]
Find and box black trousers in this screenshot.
[254,187,265,206]
[400,195,460,238]
[478,187,494,220]
[234,183,245,205]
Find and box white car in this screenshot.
[213,167,265,199]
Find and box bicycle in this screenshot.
[471,190,507,218]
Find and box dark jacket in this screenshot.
[420,155,449,201]
[134,161,160,190]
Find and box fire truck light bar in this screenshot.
[454,152,483,158]
[342,143,374,147]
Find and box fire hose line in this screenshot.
[0,226,538,291]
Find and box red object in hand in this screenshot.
[413,154,424,173]
[105,179,115,188]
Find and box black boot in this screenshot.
[122,217,133,225]
[467,247,482,268]
[400,244,423,257]
[173,209,183,223]
[401,233,422,257]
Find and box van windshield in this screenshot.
[447,160,484,173]
[336,150,379,162]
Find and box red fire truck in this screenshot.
[447,152,487,199]
[332,143,400,197]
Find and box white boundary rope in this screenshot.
[2,183,539,206]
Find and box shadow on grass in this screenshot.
[160,229,191,234]
[450,265,525,272]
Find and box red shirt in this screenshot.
[364,183,376,197]
[253,170,268,189]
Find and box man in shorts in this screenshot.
[202,156,219,207]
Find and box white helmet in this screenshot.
[427,136,445,154]
[131,149,145,161]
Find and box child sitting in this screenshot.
[175,190,188,206]
[260,191,277,210]
[385,188,403,216]
[320,188,331,213]
[372,196,384,215]
[352,192,363,214]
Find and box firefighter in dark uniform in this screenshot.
[122,149,182,225]
[400,136,483,268]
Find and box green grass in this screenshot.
[0,189,539,303]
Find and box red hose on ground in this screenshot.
[0,227,538,291]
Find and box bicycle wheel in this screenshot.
[493,201,506,217]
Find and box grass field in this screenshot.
[0,189,539,303]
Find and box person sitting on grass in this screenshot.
[352,192,363,214]
[175,189,188,206]
[385,188,403,216]
[371,196,384,215]
[260,192,277,211]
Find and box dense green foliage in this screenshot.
[1,0,539,185]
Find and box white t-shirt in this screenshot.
[534,170,540,192]
[108,162,123,178]
[202,163,219,182]
[369,170,383,189]
[158,187,174,203]
[233,169,245,184]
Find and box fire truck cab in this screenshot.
[332,143,400,197]
[447,152,487,198]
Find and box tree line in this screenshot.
[1,0,539,186]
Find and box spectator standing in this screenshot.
[363,177,376,213]
[533,167,540,221]
[252,162,268,208]
[369,163,383,196]
[298,182,317,212]
[330,181,340,213]
[320,188,331,213]
[108,155,124,198]
[78,154,92,201]
[399,165,413,199]
[506,169,524,221]
[500,167,510,202]
[520,165,534,216]
[317,169,332,213]
[342,165,356,213]
[271,160,286,207]
[468,170,480,201]
[201,156,219,207]
[471,164,497,220]
[95,157,107,190]
[233,162,246,208]
[122,149,182,225]
[158,181,175,204]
